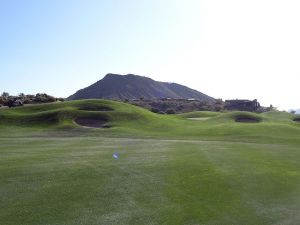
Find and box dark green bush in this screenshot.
[166,109,175,114]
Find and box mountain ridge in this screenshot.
[67,73,215,102]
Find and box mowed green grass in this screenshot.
[0,100,300,225]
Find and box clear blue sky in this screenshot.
[1,0,299,110]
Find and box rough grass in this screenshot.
[177,111,221,118]
[1,100,300,225]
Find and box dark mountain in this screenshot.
[67,73,215,102]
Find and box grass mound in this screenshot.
[77,103,113,111]
[235,117,261,123]
[0,100,158,130]
[1,100,300,142]
[0,109,61,126]
[178,111,220,119]
[0,100,114,127]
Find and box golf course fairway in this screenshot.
[1,100,300,225]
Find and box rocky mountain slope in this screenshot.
[67,73,215,102]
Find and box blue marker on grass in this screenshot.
[113,152,119,159]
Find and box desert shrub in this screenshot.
[198,105,210,111]
[0,97,4,105]
[56,98,65,102]
[23,99,33,104]
[151,107,160,113]
[1,92,9,97]
[215,105,223,112]
[166,109,175,114]
[5,98,23,108]
[34,93,56,103]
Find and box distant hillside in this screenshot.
[296,109,300,114]
[67,73,215,102]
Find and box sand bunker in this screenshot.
[293,118,300,122]
[74,118,109,128]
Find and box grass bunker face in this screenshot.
[74,117,110,128]
[235,117,261,123]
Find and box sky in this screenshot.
[0,0,299,110]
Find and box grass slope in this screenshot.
[1,100,300,225]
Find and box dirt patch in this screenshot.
[74,118,110,128]
[235,118,260,123]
